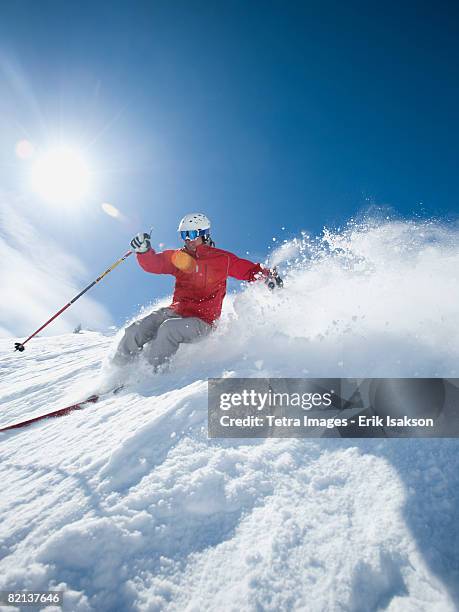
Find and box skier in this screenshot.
[113,213,282,368]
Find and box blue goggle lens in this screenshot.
[180,229,209,240]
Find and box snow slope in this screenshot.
[1,219,459,611]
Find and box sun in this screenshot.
[30,147,90,203]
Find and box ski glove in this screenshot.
[130,232,151,254]
[265,267,283,290]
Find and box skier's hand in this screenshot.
[130,232,151,254]
[265,267,283,290]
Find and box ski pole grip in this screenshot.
[265,266,283,290]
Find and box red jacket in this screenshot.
[137,244,268,325]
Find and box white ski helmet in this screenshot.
[177,212,211,233]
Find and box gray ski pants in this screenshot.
[113,307,212,367]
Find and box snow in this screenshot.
[1,219,459,611]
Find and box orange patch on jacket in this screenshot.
[171,250,195,272]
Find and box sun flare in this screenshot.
[30,147,90,203]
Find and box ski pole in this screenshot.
[14,250,133,352]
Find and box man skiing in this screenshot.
[113,213,282,368]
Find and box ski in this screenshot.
[0,386,124,433]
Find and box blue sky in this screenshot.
[1,1,458,335]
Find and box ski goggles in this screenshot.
[180,228,210,240]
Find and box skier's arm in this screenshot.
[129,233,177,275]
[136,249,177,275]
[227,252,270,282]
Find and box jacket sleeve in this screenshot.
[227,252,269,282]
[136,249,177,275]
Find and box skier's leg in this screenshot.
[113,308,180,365]
[143,316,212,367]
